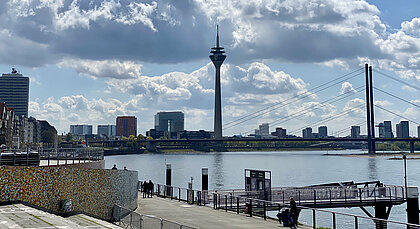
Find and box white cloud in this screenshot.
[116,2,158,31]
[340,82,357,94]
[322,59,350,70]
[401,17,420,37]
[58,58,142,79]
[106,62,307,110]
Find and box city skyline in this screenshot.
[0,0,419,135]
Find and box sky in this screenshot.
[0,0,419,137]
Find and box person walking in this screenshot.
[142,181,148,198]
[290,197,298,228]
[148,180,154,198]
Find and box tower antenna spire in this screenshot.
[216,25,219,48]
[210,24,226,139]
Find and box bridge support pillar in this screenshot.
[374,203,390,229]
[407,187,419,227]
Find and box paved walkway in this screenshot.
[137,194,310,229]
[0,204,121,228]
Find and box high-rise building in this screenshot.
[378,123,385,138]
[259,123,269,136]
[396,121,409,138]
[154,111,184,133]
[318,126,327,138]
[0,68,29,116]
[70,125,93,135]
[97,125,116,137]
[271,127,287,138]
[116,116,137,137]
[351,126,360,138]
[302,127,312,138]
[384,121,393,138]
[209,26,226,139]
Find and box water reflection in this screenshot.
[368,157,378,180]
[211,153,224,190]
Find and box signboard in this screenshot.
[245,169,272,201]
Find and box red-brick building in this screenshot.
[116,116,137,137]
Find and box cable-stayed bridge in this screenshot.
[88,64,420,153]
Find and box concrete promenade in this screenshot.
[137,194,310,229]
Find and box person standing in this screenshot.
[290,197,298,227]
[148,180,154,198]
[142,181,148,198]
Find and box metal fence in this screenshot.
[113,204,197,229]
[38,147,104,166]
[0,151,40,166]
[214,185,405,207]
[147,182,420,229]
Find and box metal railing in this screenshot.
[0,151,40,166]
[215,185,405,207]
[38,147,104,166]
[113,204,197,229]
[146,182,420,229]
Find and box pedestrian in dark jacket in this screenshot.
[142,181,148,198]
[290,197,298,227]
[148,180,154,198]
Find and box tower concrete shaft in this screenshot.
[209,25,226,139]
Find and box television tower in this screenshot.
[209,25,226,139]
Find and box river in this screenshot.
[105,150,420,228]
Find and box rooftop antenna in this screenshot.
[216,24,219,48]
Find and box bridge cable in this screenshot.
[374,105,420,126]
[239,86,364,135]
[333,121,367,137]
[374,87,420,110]
[373,70,420,92]
[288,104,366,135]
[270,85,364,126]
[223,68,364,129]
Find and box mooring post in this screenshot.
[407,187,419,227]
[202,168,208,191]
[166,164,171,197]
[202,168,208,206]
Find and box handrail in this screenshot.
[144,182,419,228]
[113,204,197,229]
[38,147,104,166]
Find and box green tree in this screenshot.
[65,133,73,141]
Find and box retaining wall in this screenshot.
[0,166,138,220]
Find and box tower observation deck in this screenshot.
[209,25,226,139]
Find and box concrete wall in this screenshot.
[0,166,137,220]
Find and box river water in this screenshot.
[105,150,420,228]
